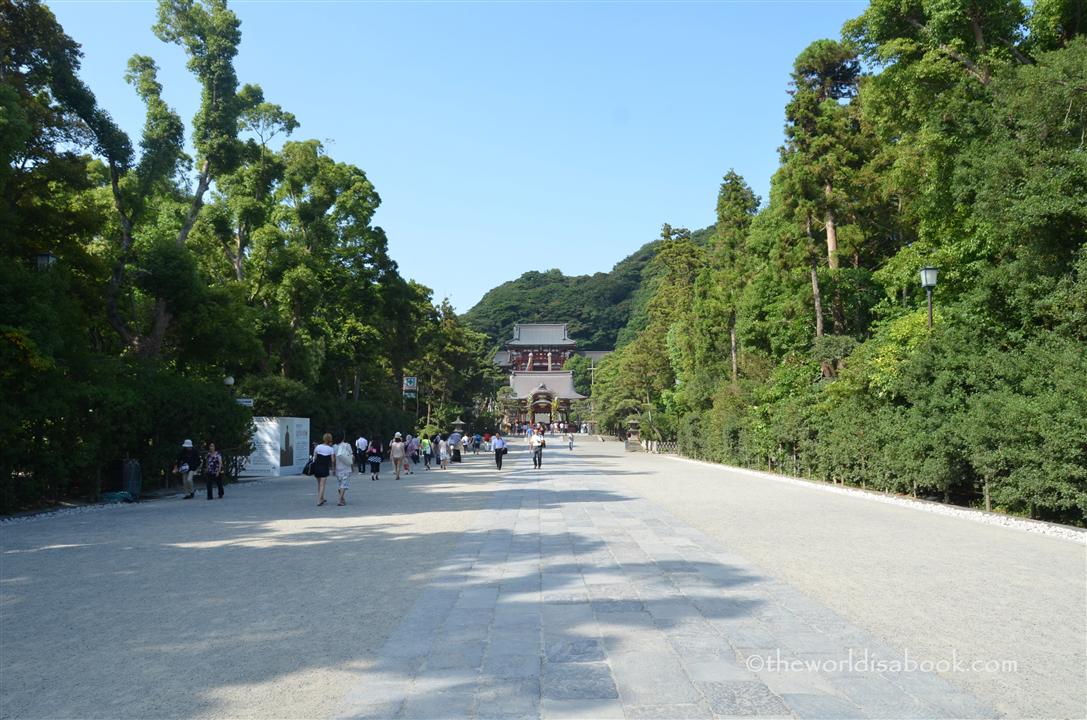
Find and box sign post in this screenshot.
[402,376,418,411]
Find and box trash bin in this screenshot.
[122,459,141,500]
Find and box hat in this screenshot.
[394,432,402,438]
[182,439,193,448]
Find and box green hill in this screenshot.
[464,226,714,350]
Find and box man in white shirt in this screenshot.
[529,429,545,469]
[493,432,507,470]
[355,433,368,472]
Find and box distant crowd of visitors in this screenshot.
[174,421,579,507]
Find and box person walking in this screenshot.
[529,428,545,469]
[404,434,417,475]
[472,433,482,455]
[390,433,406,480]
[439,434,450,470]
[333,432,353,505]
[407,434,420,472]
[421,435,432,470]
[354,432,368,473]
[204,442,224,500]
[567,431,575,451]
[367,437,383,481]
[311,433,334,506]
[174,439,199,499]
[493,432,506,470]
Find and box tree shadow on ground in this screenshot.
[0,447,771,720]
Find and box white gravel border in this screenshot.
[658,453,1087,544]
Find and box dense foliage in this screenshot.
[1,0,489,512]
[464,227,715,350]
[590,1,1087,525]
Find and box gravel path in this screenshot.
[620,446,1086,719]
[2,443,1083,719]
[1,463,489,719]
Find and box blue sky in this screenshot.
[48,0,866,311]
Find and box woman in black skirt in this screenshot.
[367,436,383,481]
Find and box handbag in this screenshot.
[502,447,508,455]
[179,463,190,474]
[302,458,314,476]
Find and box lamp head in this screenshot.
[920,266,939,290]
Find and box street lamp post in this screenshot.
[920,266,938,329]
[223,375,235,397]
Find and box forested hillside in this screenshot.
[589,1,1087,525]
[1,0,490,512]
[464,226,714,349]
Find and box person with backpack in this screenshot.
[333,432,353,506]
[493,432,507,470]
[311,433,335,506]
[367,436,383,481]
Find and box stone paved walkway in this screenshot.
[340,452,998,720]
[4,441,1080,719]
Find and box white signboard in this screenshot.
[243,416,310,477]
[285,417,310,475]
[246,417,280,476]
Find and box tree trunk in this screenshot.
[810,258,825,339]
[137,297,172,358]
[177,161,212,248]
[353,368,360,402]
[831,287,846,335]
[105,165,139,349]
[729,318,738,384]
[824,184,839,270]
[810,257,834,379]
[234,223,247,281]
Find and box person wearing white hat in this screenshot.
[174,439,199,499]
[390,432,406,480]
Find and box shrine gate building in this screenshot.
[494,323,587,427]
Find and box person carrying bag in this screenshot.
[311,434,335,506]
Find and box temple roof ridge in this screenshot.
[508,322,576,347]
